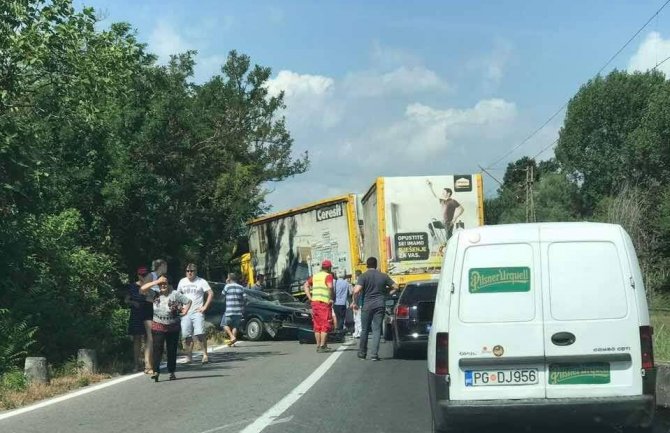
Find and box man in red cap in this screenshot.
[304,259,335,352]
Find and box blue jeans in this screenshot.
[358,307,384,358]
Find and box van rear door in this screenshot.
[450,231,546,401]
[540,225,642,398]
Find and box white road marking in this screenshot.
[239,343,352,433]
[0,344,228,421]
[198,418,255,433]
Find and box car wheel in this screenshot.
[245,318,265,341]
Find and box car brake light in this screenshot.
[395,304,409,319]
[640,326,654,370]
[436,332,449,375]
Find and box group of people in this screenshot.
[304,256,398,360]
[125,260,215,382]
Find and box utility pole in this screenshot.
[525,164,536,223]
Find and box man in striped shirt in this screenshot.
[221,273,246,347]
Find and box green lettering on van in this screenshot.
[469,267,531,293]
[548,363,610,385]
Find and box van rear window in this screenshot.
[548,241,627,321]
[459,243,535,323]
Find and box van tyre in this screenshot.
[245,318,265,341]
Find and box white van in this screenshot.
[427,222,656,432]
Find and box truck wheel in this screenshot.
[245,318,265,341]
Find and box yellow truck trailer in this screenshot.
[246,194,364,295]
[361,174,484,286]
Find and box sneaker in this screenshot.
[169,373,177,381]
[316,346,323,353]
[201,356,209,365]
[357,353,366,360]
[370,356,380,361]
[321,345,332,352]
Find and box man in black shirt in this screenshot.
[353,257,398,361]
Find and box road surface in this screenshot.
[0,338,668,433]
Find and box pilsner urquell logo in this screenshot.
[469,267,531,293]
[549,363,610,385]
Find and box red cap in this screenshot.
[136,266,149,276]
[321,259,332,268]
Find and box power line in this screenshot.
[483,0,670,170]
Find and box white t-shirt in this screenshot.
[177,276,212,311]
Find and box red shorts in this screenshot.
[311,301,332,333]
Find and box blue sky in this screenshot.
[76,0,670,210]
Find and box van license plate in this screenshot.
[465,369,538,386]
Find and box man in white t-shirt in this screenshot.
[177,263,213,364]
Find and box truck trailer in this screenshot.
[247,194,363,295]
[361,174,484,286]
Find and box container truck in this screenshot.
[361,174,484,286]
[247,194,364,295]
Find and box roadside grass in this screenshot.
[0,330,231,412]
[652,311,670,363]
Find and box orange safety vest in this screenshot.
[311,271,331,303]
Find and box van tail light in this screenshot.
[640,326,654,370]
[395,304,409,319]
[436,332,449,375]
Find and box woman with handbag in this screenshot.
[140,275,191,382]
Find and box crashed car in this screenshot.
[206,286,312,341]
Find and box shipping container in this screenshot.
[247,194,363,295]
[361,174,484,286]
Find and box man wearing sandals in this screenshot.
[177,263,213,364]
[221,272,246,347]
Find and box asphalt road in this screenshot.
[1,338,669,433]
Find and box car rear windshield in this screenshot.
[400,283,437,304]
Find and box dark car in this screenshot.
[391,280,438,358]
[206,285,312,341]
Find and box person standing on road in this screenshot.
[252,274,265,291]
[350,270,363,338]
[177,264,213,364]
[125,266,154,374]
[333,272,350,332]
[141,276,191,381]
[353,257,398,361]
[221,272,247,347]
[304,260,335,352]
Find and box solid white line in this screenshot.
[0,344,230,422]
[239,344,350,433]
[0,372,143,421]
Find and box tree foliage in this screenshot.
[0,0,307,365]
[488,69,670,298]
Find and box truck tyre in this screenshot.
[245,318,265,341]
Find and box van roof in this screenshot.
[463,222,622,235]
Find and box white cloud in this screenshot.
[360,99,518,164]
[467,39,513,91]
[345,66,448,97]
[266,70,334,98]
[266,70,341,128]
[628,31,670,77]
[149,20,192,63]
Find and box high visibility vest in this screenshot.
[311,271,331,303]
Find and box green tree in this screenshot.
[554,70,666,211]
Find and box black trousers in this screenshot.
[333,305,347,331]
[152,330,179,374]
